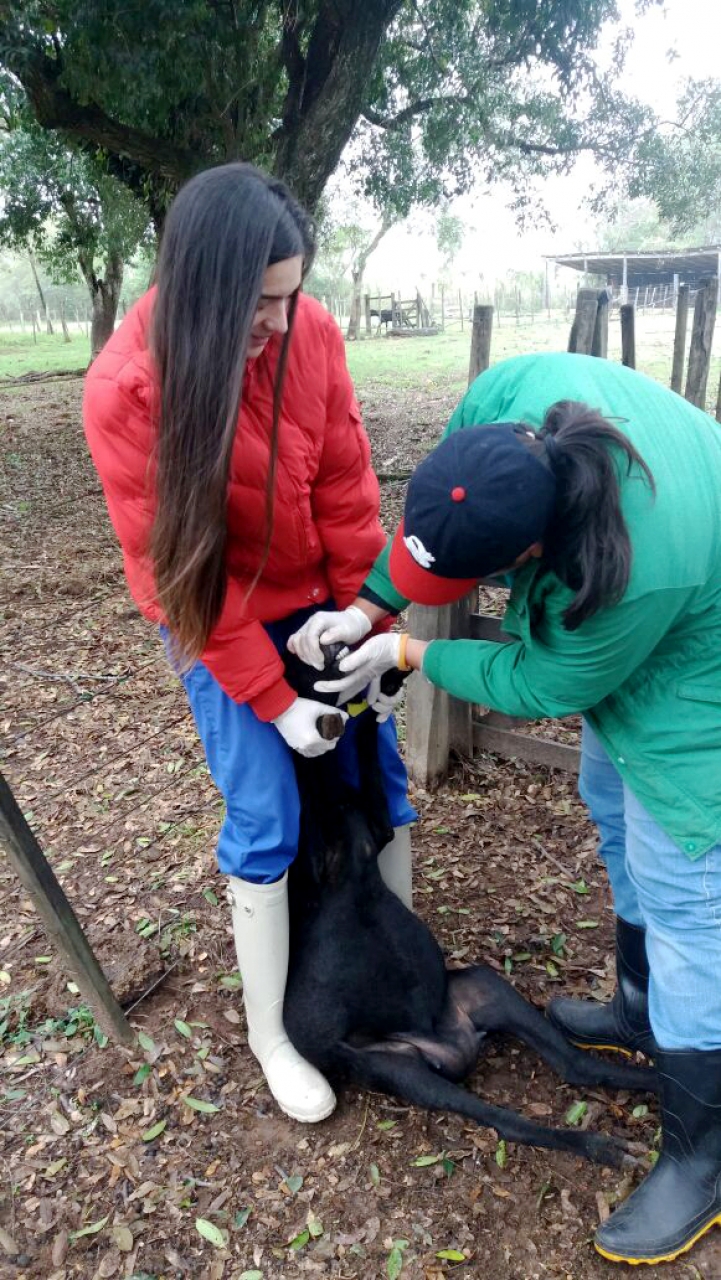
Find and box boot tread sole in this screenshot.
[595,1211,721,1265]
[572,1039,635,1059]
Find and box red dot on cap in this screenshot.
[451,486,466,502]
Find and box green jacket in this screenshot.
[366,352,721,857]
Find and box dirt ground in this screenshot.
[1,375,719,1280]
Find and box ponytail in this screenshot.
[537,401,655,630]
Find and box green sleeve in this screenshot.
[422,587,690,718]
[360,540,410,614]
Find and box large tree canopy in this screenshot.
[0,102,152,352]
[0,0,655,218]
[628,78,721,235]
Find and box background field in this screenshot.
[1,307,720,416]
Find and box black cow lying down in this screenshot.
[281,650,656,1167]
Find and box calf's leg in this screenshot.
[447,967,657,1092]
[336,1040,630,1167]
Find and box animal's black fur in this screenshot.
[282,648,656,1166]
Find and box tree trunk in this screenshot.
[60,302,72,343]
[28,250,54,334]
[345,216,396,340]
[346,267,364,341]
[80,250,124,360]
[273,0,403,211]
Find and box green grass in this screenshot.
[346,309,721,416]
[0,309,718,417]
[0,327,90,378]
[345,315,574,397]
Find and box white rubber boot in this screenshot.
[377,824,413,910]
[227,872,336,1123]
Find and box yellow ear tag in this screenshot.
[346,699,369,717]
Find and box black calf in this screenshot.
[369,307,393,330]
[369,307,414,330]
[282,650,656,1167]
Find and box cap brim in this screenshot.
[389,521,479,607]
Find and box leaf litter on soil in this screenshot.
[0,378,686,1279]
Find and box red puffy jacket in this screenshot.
[83,288,386,721]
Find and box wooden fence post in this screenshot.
[671,283,690,394]
[591,291,609,358]
[468,304,494,384]
[685,277,717,409]
[405,302,494,784]
[390,292,400,331]
[364,294,372,337]
[568,289,598,355]
[620,304,636,368]
[0,771,134,1045]
[405,595,474,787]
[440,286,445,331]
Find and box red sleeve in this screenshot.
[83,373,156,562]
[311,320,385,606]
[198,579,296,721]
[84,369,295,721]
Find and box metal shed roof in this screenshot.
[550,247,721,279]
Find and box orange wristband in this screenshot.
[397,633,411,671]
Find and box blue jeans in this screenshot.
[580,720,721,1050]
[162,610,415,885]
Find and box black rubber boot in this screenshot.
[548,918,655,1057]
[595,1047,721,1264]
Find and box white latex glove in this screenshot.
[367,675,406,723]
[287,605,372,671]
[314,633,402,699]
[272,697,348,758]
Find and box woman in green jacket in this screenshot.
[288,352,721,1266]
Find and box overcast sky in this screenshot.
[363,0,720,293]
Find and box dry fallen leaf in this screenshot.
[49,1109,71,1136]
[596,1191,611,1224]
[93,1249,121,1278]
[50,1230,68,1266]
[110,1225,133,1252]
[0,1228,19,1258]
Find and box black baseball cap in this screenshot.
[389,424,557,606]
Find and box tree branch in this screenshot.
[272,0,403,209]
[363,96,464,130]
[7,44,197,183]
[407,0,447,79]
[277,2,308,124]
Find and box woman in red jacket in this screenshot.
[83,163,414,1124]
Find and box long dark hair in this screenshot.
[531,400,655,630]
[149,163,315,663]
